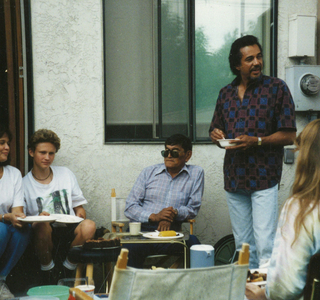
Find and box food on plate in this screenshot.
[158,230,177,237]
[151,266,165,270]
[82,237,121,249]
[247,270,267,282]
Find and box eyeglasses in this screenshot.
[161,149,181,158]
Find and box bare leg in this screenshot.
[71,219,96,247]
[32,222,53,265]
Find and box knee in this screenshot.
[80,219,96,239]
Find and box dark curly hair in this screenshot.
[229,35,263,77]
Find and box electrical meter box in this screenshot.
[289,14,316,57]
[286,65,320,111]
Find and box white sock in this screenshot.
[41,260,55,271]
[63,257,77,270]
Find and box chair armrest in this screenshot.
[185,219,195,235]
[112,221,125,233]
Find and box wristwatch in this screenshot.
[257,137,262,146]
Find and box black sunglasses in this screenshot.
[161,149,181,158]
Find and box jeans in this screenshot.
[226,185,278,268]
[0,223,31,277]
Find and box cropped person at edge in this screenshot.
[0,124,31,299]
[246,119,320,300]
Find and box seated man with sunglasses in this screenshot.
[124,133,204,268]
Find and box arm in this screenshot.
[210,128,226,146]
[148,207,177,223]
[266,199,317,300]
[73,205,86,219]
[224,130,296,150]
[245,284,268,300]
[124,169,150,222]
[3,206,26,228]
[175,167,204,221]
[209,91,226,146]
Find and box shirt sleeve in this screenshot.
[12,169,24,208]
[176,167,204,221]
[68,169,88,208]
[209,90,225,134]
[124,169,150,222]
[266,199,319,300]
[275,81,296,131]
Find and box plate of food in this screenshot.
[50,214,84,224]
[247,268,267,286]
[217,139,239,148]
[17,216,58,223]
[142,231,184,240]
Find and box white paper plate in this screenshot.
[142,232,184,240]
[217,139,239,148]
[50,214,84,223]
[17,216,58,223]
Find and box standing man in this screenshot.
[209,35,296,268]
[23,129,96,284]
[124,134,204,268]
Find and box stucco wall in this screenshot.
[30,0,318,246]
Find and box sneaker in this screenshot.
[0,281,14,300]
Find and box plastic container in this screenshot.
[27,285,69,300]
[75,284,95,297]
[190,244,215,268]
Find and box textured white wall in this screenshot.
[31,0,318,246]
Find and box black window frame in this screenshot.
[103,0,278,144]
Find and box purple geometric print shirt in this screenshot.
[209,75,296,192]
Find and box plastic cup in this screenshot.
[75,284,95,297]
[129,222,141,235]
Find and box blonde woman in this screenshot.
[246,118,320,300]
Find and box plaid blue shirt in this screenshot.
[124,163,204,223]
[209,74,296,192]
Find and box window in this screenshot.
[104,0,276,142]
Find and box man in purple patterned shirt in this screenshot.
[209,35,296,268]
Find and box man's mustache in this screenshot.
[251,66,261,72]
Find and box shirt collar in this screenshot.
[231,73,264,88]
[156,163,190,176]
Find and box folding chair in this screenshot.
[108,244,249,300]
[110,192,197,268]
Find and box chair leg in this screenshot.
[105,262,114,293]
[86,263,94,282]
[75,263,85,287]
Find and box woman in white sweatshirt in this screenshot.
[0,125,30,300]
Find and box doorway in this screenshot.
[0,0,33,174]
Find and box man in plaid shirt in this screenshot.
[209,35,296,268]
